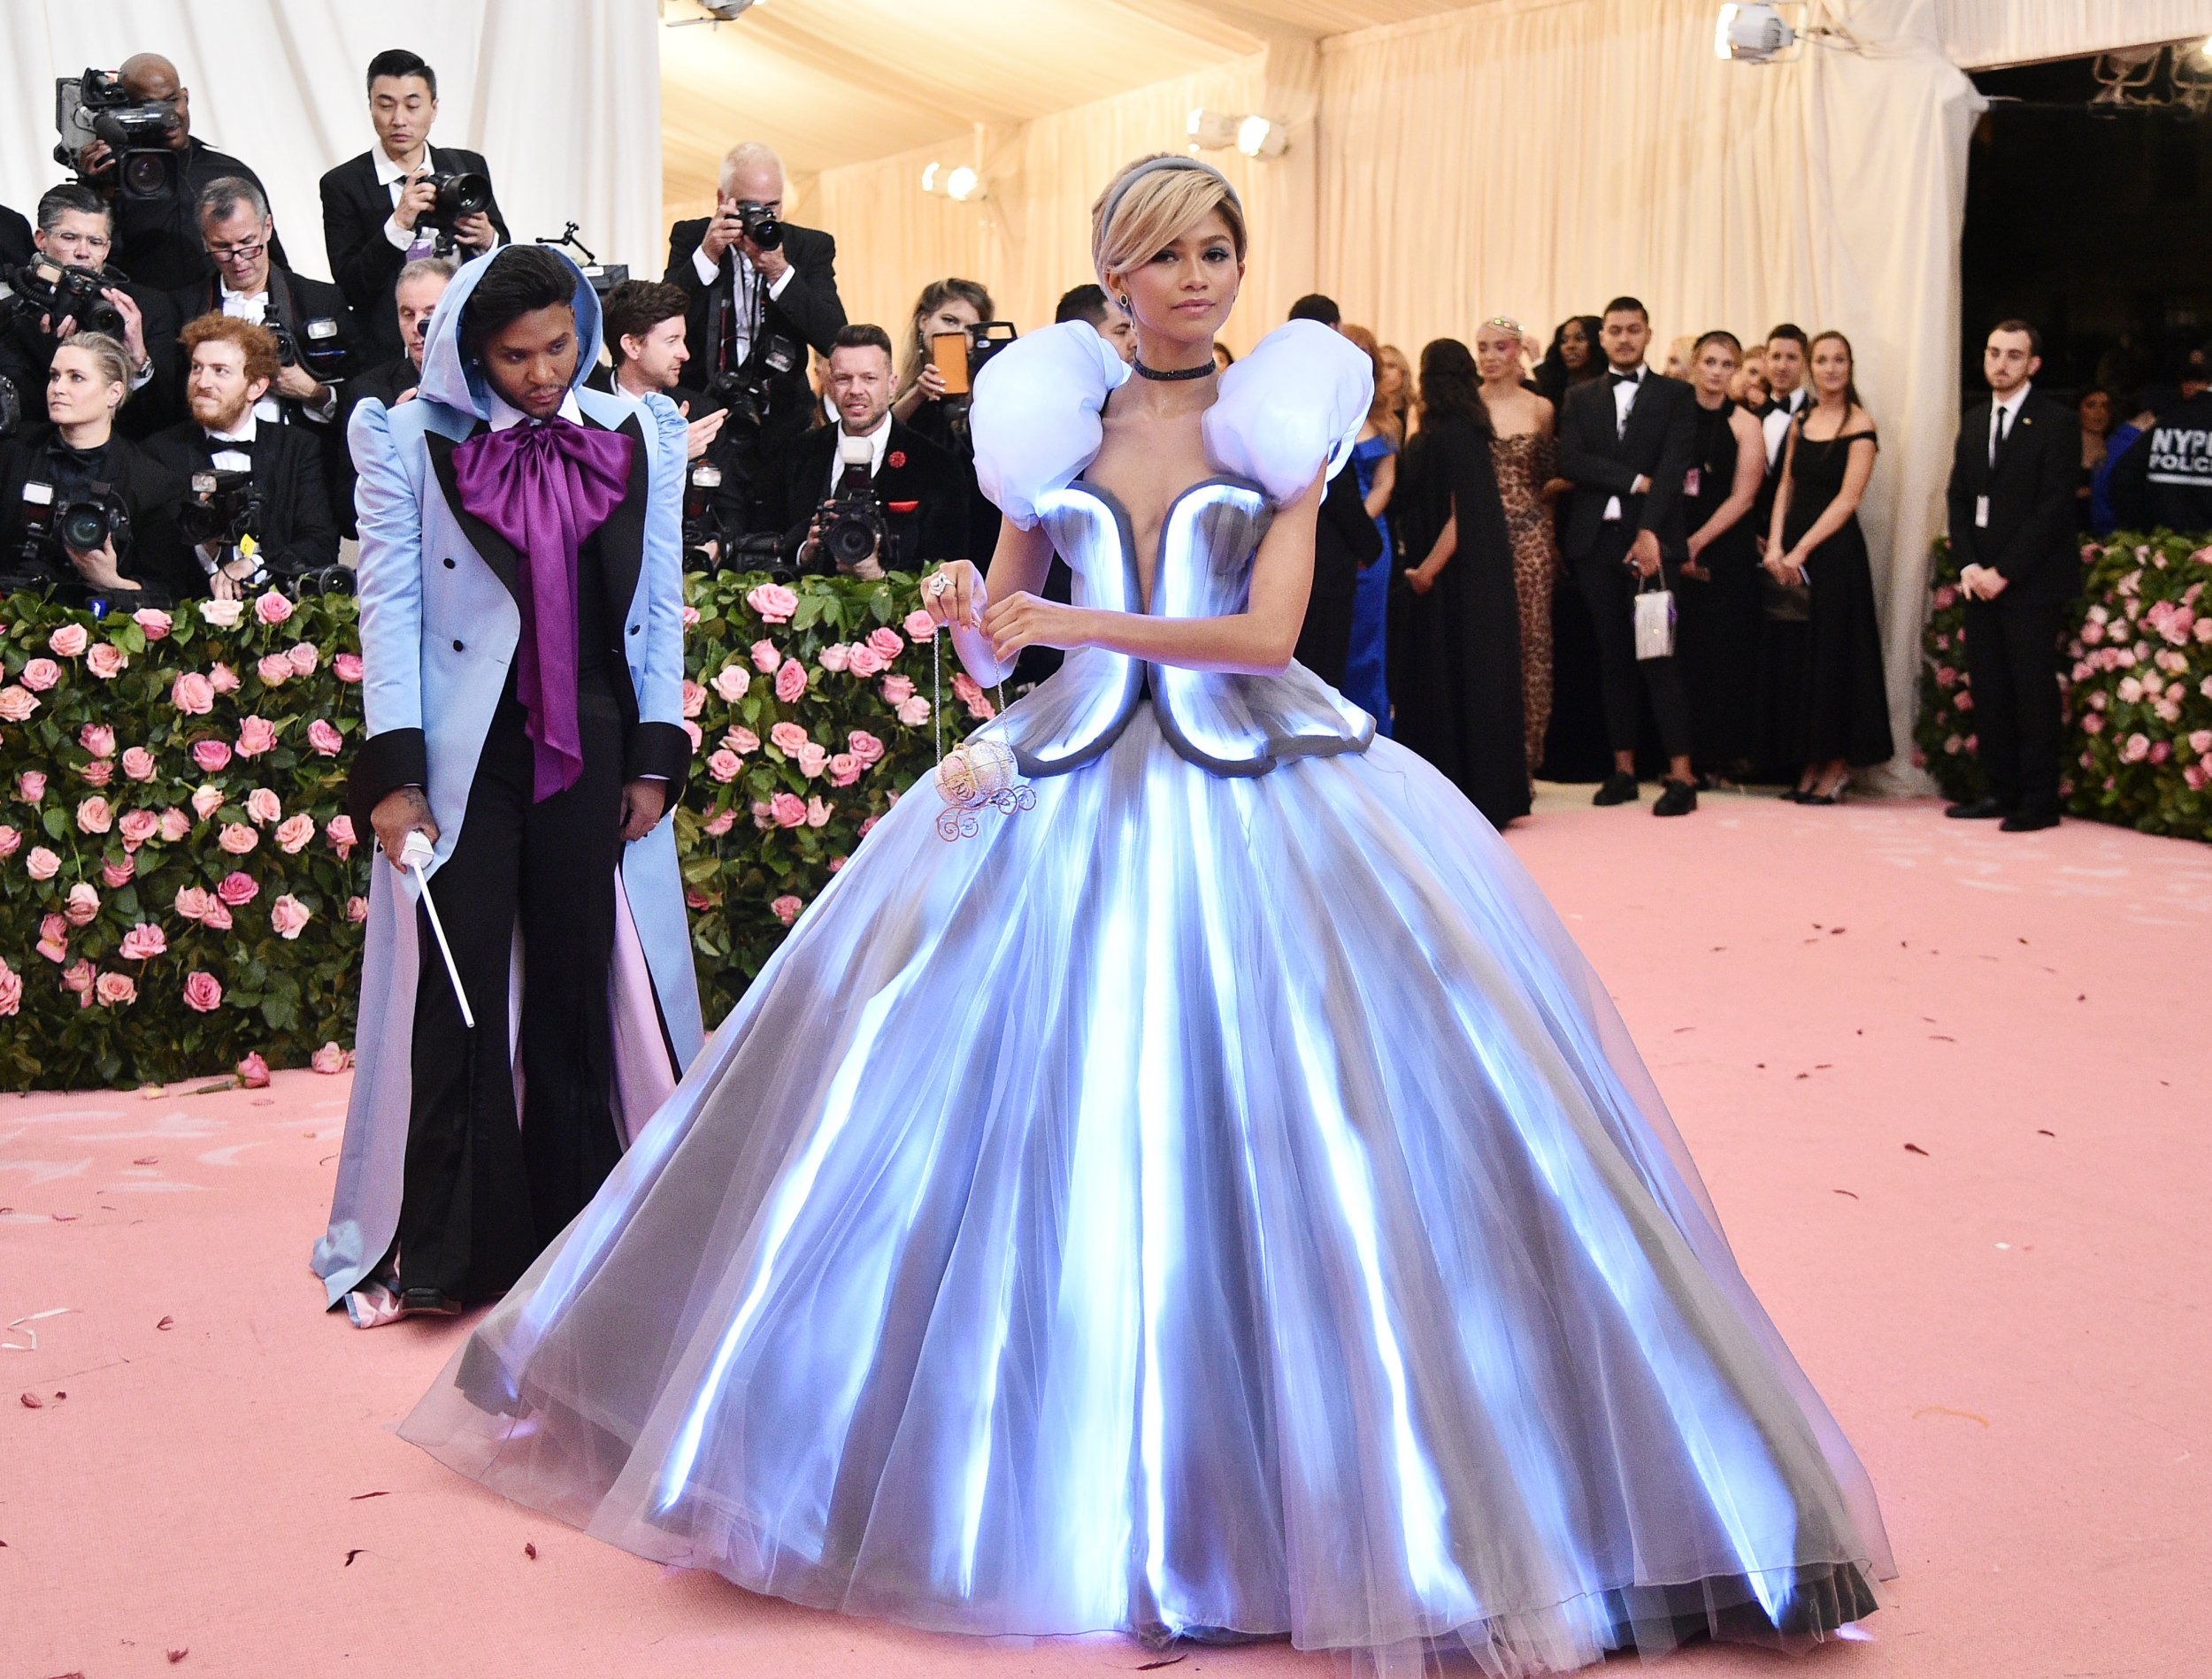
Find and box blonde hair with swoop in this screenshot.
[1089,154,1247,302]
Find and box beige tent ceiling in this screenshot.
[658,0,1476,216]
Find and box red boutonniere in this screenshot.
[887,450,907,469]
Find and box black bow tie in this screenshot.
[1609,370,1642,388]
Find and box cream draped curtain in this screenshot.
[1939,0,2212,68]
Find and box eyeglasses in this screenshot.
[206,239,265,265]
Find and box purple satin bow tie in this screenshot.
[451,416,635,801]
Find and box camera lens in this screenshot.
[434,172,491,218]
[58,502,111,552]
[121,150,169,197]
[823,511,876,567]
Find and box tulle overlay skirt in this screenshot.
[401,700,1889,1675]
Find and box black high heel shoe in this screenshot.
[1798,774,1853,807]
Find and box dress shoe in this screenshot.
[399,1287,466,1317]
[1652,778,1698,817]
[1592,771,1640,806]
[1779,786,1810,802]
[1945,796,2008,820]
[1798,774,1852,808]
[2000,809,2059,833]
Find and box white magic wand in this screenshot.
[398,829,474,1029]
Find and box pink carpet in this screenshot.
[7,789,2208,1679]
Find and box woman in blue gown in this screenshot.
[1340,322,1397,734]
[402,155,1892,1675]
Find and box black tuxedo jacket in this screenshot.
[0,270,180,443]
[762,417,965,571]
[319,146,508,364]
[663,219,844,456]
[0,203,31,271]
[1947,390,2081,605]
[1294,462,1387,686]
[165,265,367,413]
[341,355,420,422]
[1556,370,1696,561]
[0,428,192,600]
[143,418,339,583]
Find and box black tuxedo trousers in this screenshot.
[1962,595,2065,821]
[1572,525,1692,760]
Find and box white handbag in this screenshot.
[1633,577,1677,661]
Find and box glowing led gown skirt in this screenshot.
[403,705,1888,1675]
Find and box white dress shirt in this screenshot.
[1602,368,1643,521]
[220,282,340,426]
[1763,386,1809,467]
[1989,381,2031,466]
[486,387,586,433]
[691,239,796,369]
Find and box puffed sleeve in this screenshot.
[970,319,1131,529]
[1203,319,1374,503]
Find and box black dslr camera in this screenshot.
[2,478,134,594]
[178,468,261,550]
[419,171,493,251]
[683,461,722,555]
[733,200,782,252]
[4,257,127,340]
[55,70,178,199]
[265,316,349,380]
[811,435,890,574]
[706,333,800,432]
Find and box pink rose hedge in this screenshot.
[1918,530,2212,840]
[1,572,947,1087]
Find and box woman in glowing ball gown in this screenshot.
[402,154,1892,1675]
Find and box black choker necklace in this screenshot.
[1133,356,1216,382]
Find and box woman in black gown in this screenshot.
[1763,330,1893,802]
[1387,337,1530,827]
[1534,314,1613,781]
[1676,331,1767,782]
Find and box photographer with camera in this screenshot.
[320,50,507,367]
[145,314,337,598]
[760,324,964,579]
[344,256,454,418]
[0,185,178,442]
[664,142,844,476]
[169,179,365,525]
[65,53,288,293]
[889,277,1005,567]
[592,280,733,563]
[0,333,190,603]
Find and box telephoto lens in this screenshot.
[736,201,782,251]
[429,172,492,222]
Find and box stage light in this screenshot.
[945,165,985,203]
[1187,109,1240,150]
[1714,4,1796,63]
[920,161,941,194]
[1235,115,1288,158]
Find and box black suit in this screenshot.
[0,269,180,443]
[319,147,508,364]
[663,219,843,462]
[0,203,31,271]
[107,138,289,293]
[760,416,964,572]
[1294,464,1386,686]
[1557,368,1697,758]
[1947,388,2081,820]
[0,428,192,602]
[143,417,339,586]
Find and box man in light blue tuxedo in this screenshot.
[315,244,703,1325]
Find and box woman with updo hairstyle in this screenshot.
[0,330,188,602]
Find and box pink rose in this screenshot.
[86,642,127,679]
[216,871,258,907]
[192,785,226,821]
[182,971,224,1014]
[326,815,357,858]
[2189,763,2212,792]
[1953,692,1973,714]
[846,645,886,678]
[36,912,67,963]
[895,695,932,727]
[775,659,808,704]
[707,748,742,784]
[311,1042,349,1075]
[218,823,258,855]
[306,718,343,756]
[903,609,938,642]
[805,794,833,828]
[726,725,759,755]
[702,807,736,837]
[682,678,708,718]
[858,816,879,840]
[65,882,100,926]
[1932,586,1957,610]
[191,740,233,774]
[26,844,61,881]
[121,746,157,781]
[287,642,319,676]
[119,809,158,849]
[209,663,240,694]
[2122,732,2151,763]
[827,855,846,873]
[21,658,61,692]
[770,893,803,925]
[750,800,773,830]
[275,813,315,854]
[682,719,704,753]
[62,958,95,1000]
[867,626,903,661]
[770,721,809,754]
[245,787,283,826]
[236,1051,272,1086]
[253,589,294,625]
[746,582,798,623]
[2150,740,2172,765]
[0,824,16,858]
[19,770,48,801]
[681,603,701,627]
[749,640,782,674]
[828,753,861,786]
[256,653,294,687]
[76,795,113,834]
[95,971,138,1008]
[201,902,233,932]
[101,857,134,889]
[119,923,167,962]
[952,672,995,720]
[796,742,828,778]
[345,895,368,924]
[270,893,311,939]
[174,886,216,922]
[171,671,215,715]
[2080,712,2104,736]
[159,808,190,841]
[0,686,37,722]
[711,663,749,702]
[770,791,808,829]
[880,674,915,705]
[818,642,852,674]
[334,653,365,683]
[0,959,19,1019]
[48,623,88,658]
[847,729,885,765]
[2189,730,2212,755]
[133,607,172,640]
[80,760,113,788]
[236,717,277,757]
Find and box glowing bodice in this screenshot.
[982,476,1375,779]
